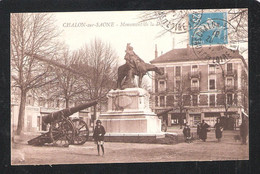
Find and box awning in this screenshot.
[204,112,221,117]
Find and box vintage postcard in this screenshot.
[11,9,248,165]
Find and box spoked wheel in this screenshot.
[72,119,89,145]
[49,119,75,147]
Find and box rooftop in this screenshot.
[150,45,244,64]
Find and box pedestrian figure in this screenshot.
[214,119,223,142]
[179,117,184,129]
[197,122,201,140]
[240,120,248,145]
[200,120,210,142]
[93,120,106,156]
[183,124,192,143]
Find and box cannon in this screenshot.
[157,108,174,132]
[28,101,98,146]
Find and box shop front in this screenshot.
[219,112,238,130]
[189,113,201,126]
[171,113,186,126]
[204,112,221,127]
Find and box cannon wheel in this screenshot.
[72,119,89,145]
[49,119,75,147]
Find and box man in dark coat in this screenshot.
[214,119,223,142]
[240,120,248,145]
[200,120,210,142]
[93,120,106,156]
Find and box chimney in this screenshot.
[155,44,158,58]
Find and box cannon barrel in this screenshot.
[43,101,98,124]
[157,108,174,116]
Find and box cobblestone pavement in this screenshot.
[11,130,248,165]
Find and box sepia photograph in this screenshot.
[10,9,249,165]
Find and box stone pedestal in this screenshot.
[99,88,162,134]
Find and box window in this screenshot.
[38,115,47,131]
[176,66,181,76]
[192,79,199,87]
[176,80,181,90]
[155,96,158,106]
[227,63,232,72]
[192,65,198,72]
[159,80,165,91]
[48,99,55,108]
[192,95,198,106]
[227,94,233,105]
[38,97,45,107]
[226,78,233,86]
[159,67,165,74]
[160,96,165,107]
[37,116,41,131]
[209,64,215,73]
[190,114,201,125]
[210,94,215,106]
[166,95,174,107]
[209,79,215,90]
[174,95,180,107]
[27,95,33,105]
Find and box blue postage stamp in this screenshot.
[189,12,228,46]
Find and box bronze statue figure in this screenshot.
[117,43,164,89]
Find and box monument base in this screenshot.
[100,114,161,133]
[99,88,162,134]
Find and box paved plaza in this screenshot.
[11,128,248,165]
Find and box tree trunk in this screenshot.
[179,109,183,129]
[17,90,27,135]
[65,98,69,108]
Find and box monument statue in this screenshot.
[117,43,164,89]
[99,44,164,135]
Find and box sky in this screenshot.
[53,11,188,65]
[51,10,247,65]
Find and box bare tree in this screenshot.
[11,13,60,134]
[75,39,119,109]
[216,63,242,130]
[44,48,87,108]
[173,75,190,128]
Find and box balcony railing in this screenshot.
[190,86,200,92]
[225,70,237,77]
[225,85,235,92]
[189,71,201,79]
[209,70,216,75]
[175,73,181,77]
[156,73,168,80]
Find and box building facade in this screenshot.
[11,93,92,133]
[150,45,248,129]
[11,77,109,133]
[10,85,105,133]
